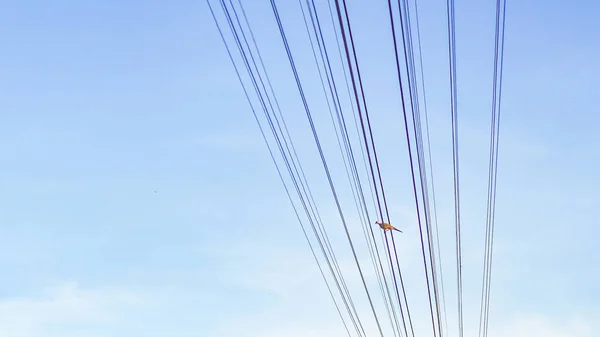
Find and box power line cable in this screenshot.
[206,3,353,336]
[479,1,506,336]
[268,1,387,335]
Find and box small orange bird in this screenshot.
[375,221,402,233]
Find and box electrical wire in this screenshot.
[209,1,387,335]
[300,1,406,335]
[330,2,423,337]
[210,2,508,337]
[268,1,387,335]
[444,0,464,336]
[385,0,444,336]
[206,3,353,336]
[478,0,507,336]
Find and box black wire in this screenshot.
[324,0,397,314]
[322,6,403,331]
[312,2,402,335]
[383,232,410,337]
[349,1,392,224]
[334,0,388,225]
[411,0,449,328]
[302,2,404,335]
[389,232,415,337]
[230,3,355,323]
[325,0,381,226]
[445,0,463,335]
[323,7,394,307]
[331,3,421,337]
[295,2,375,335]
[385,0,441,336]
[206,2,353,336]
[219,2,409,336]
[394,0,445,335]
[215,1,370,335]
[268,1,387,335]
[333,3,424,337]
[398,0,446,335]
[479,0,506,336]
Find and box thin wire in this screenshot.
[383,232,410,337]
[384,1,439,337]
[324,3,401,331]
[325,0,380,227]
[413,0,449,324]
[206,2,352,336]
[214,1,370,335]
[296,2,377,334]
[302,2,404,335]
[478,0,506,336]
[396,0,445,335]
[268,1,386,335]
[445,0,463,336]
[331,3,420,337]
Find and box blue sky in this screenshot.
[1,0,599,336]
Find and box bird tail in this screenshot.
[393,228,402,233]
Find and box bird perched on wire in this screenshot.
[375,221,402,233]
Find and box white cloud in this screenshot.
[209,308,600,337]
[490,313,596,337]
[0,282,151,337]
[202,233,600,337]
